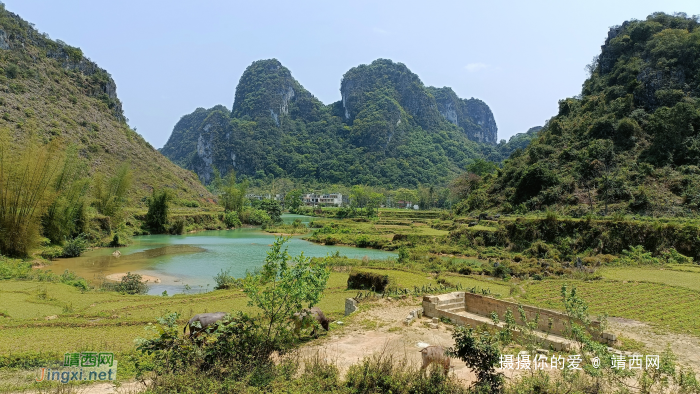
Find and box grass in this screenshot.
[518,278,700,337]
[600,267,700,292]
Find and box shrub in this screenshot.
[169,218,185,235]
[397,247,409,264]
[347,271,389,292]
[59,270,89,291]
[40,245,64,260]
[356,234,371,247]
[213,268,242,290]
[458,266,473,275]
[61,234,88,257]
[109,233,126,247]
[113,272,148,295]
[248,209,271,225]
[223,211,242,228]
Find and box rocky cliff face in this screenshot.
[462,98,498,144]
[232,59,324,125]
[429,87,498,144]
[0,9,124,121]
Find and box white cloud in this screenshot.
[372,27,389,35]
[464,63,488,72]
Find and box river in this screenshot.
[49,214,396,295]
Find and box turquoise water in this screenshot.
[51,215,395,295]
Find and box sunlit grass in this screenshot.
[600,267,700,292]
[518,279,700,336]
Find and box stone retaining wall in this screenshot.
[423,292,616,347]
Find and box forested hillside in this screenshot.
[465,13,700,217]
[161,59,503,187]
[0,5,211,205]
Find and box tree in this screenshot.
[259,199,282,223]
[146,189,173,234]
[243,237,330,347]
[220,170,248,213]
[350,185,369,208]
[284,189,303,213]
[208,165,223,194]
[365,191,384,217]
[450,172,481,200]
[449,326,504,393]
[92,163,133,226]
[394,188,417,206]
[466,158,498,176]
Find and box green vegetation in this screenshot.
[145,188,173,234]
[519,279,700,336]
[458,13,700,218]
[92,163,133,224]
[242,237,330,346]
[0,5,212,218]
[161,58,507,188]
[0,132,63,256]
[601,266,700,291]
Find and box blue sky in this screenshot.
[5,1,699,148]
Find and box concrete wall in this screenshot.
[422,292,616,347]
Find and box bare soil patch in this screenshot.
[298,298,524,385]
[608,317,700,372]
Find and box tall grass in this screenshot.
[41,146,91,244]
[0,129,63,256]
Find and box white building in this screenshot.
[303,193,346,207]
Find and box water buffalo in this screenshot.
[184,312,227,338]
[293,307,329,337]
[419,345,451,374]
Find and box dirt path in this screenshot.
[6,380,147,394]
[608,317,700,372]
[298,298,524,385]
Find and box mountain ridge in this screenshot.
[0,5,212,205]
[162,58,501,187]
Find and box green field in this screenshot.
[518,278,700,336]
[0,268,467,357]
[601,267,700,292]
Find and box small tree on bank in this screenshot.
[243,236,330,347]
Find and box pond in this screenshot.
[50,215,395,295]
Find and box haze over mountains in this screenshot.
[161,59,511,187]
